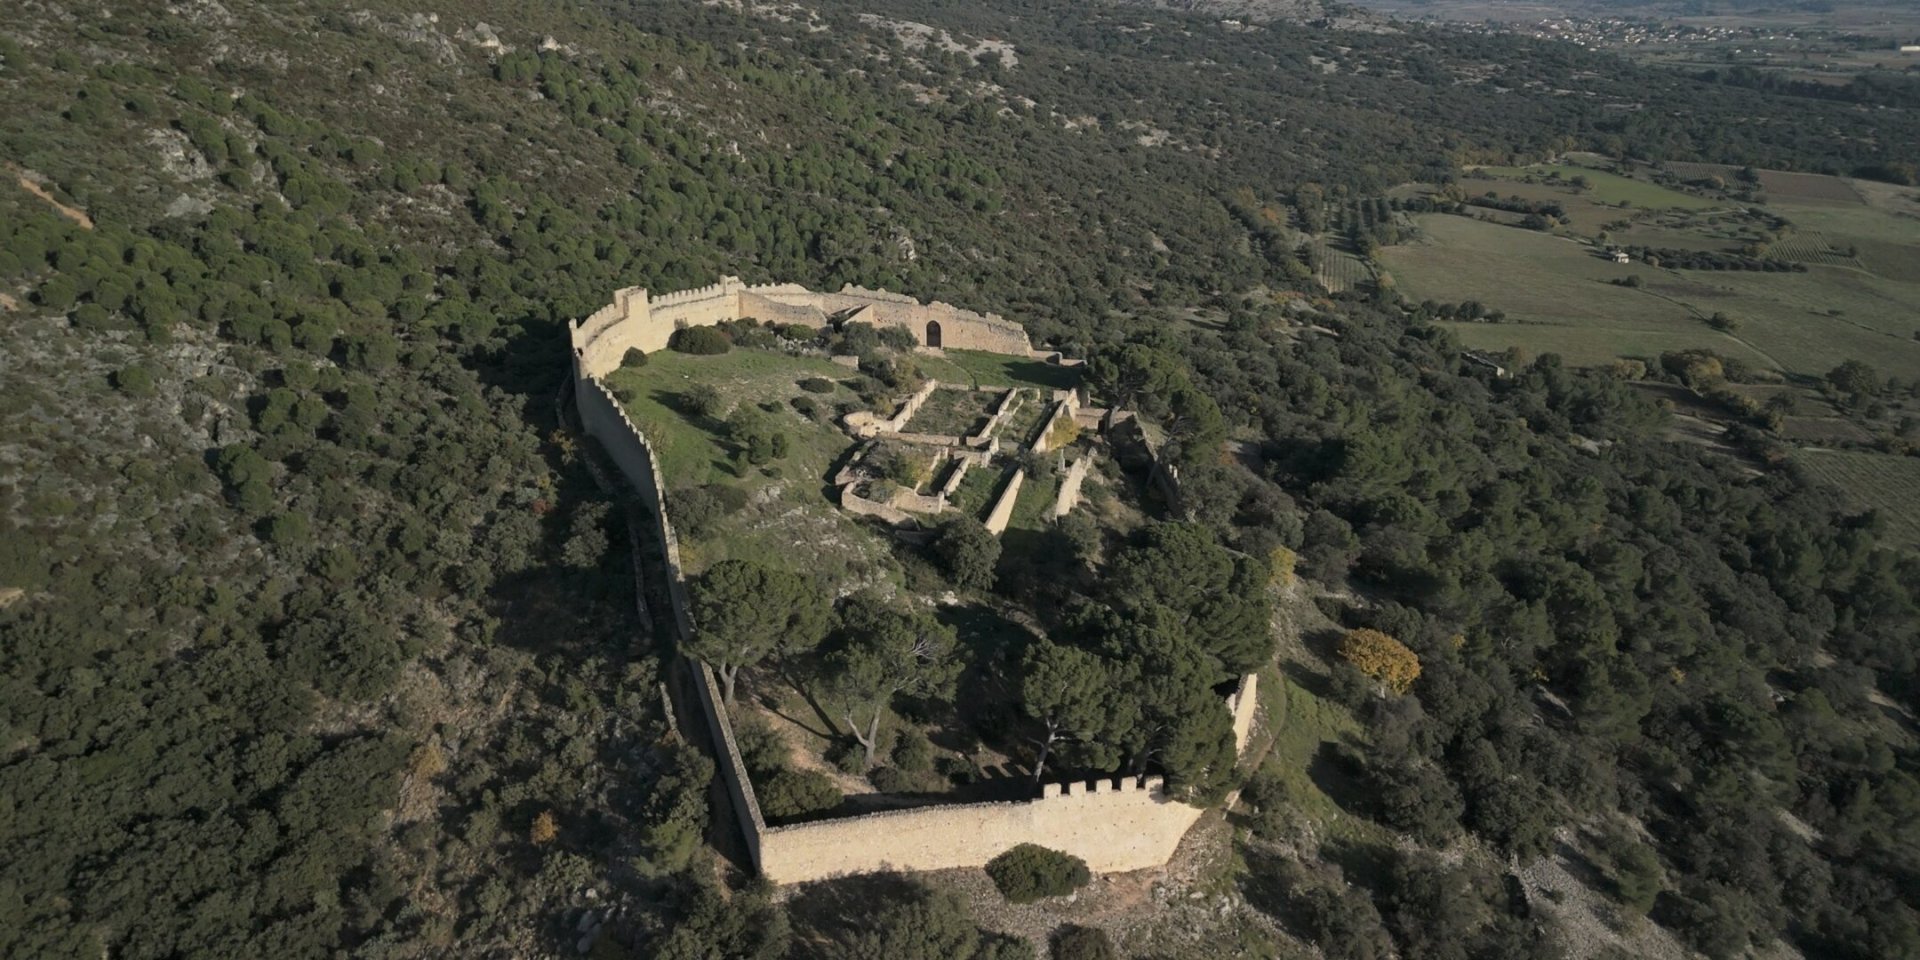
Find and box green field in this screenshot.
[1382,215,1772,367]
[1473,163,1721,210]
[1795,449,1920,551]
[1385,213,1920,379]
[1313,243,1373,294]
[917,348,1081,391]
[1645,269,1920,378]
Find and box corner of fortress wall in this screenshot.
[570,281,1255,887]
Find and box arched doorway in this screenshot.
[924,320,943,348]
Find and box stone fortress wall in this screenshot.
[570,283,1256,886]
[575,277,1036,380]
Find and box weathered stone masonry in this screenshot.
[570,282,1257,885]
[574,277,1037,379]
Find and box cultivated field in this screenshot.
[1313,242,1373,294]
[1382,215,1772,367]
[1472,163,1720,210]
[1794,449,1920,551]
[1765,231,1865,269]
[1386,191,1920,379]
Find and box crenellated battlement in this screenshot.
[570,276,1036,381]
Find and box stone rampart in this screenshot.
[754,672,1262,885]
[983,468,1027,536]
[570,277,1038,383]
[572,284,1255,889]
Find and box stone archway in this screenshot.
[924,319,942,349]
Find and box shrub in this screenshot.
[933,517,1001,590]
[667,483,748,539]
[827,739,869,776]
[867,765,914,793]
[892,727,935,774]
[878,325,919,352]
[985,844,1091,903]
[112,364,156,397]
[682,383,725,417]
[733,716,789,779]
[1051,925,1117,960]
[621,347,648,368]
[936,755,977,785]
[834,321,880,356]
[798,376,835,394]
[778,323,817,341]
[758,768,841,820]
[669,325,731,355]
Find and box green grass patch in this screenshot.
[1005,392,1057,447]
[601,348,856,489]
[1008,469,1060,532]
[904,386,997,437]
[950,462,1007,520]
[1474,163,1720,210]
[603,349,903,584]
[919,349,1080,391]
[1256,672,1392,848]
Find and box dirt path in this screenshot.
[12,170,93,229]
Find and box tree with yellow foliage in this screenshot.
[530,810,558,846]
[1338,628,1421,695]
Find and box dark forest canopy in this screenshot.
[0,0,1916,957]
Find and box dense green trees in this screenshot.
[688,560,830,704]
[823,594,962,770]
[932,515,1001,590]
[1018,641,1128,782]
[3,0,1917,954]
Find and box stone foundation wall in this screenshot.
[983,468,1027,536]
[1051,453,1095,520]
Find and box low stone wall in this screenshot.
[983,468,1027,536]
[839,486,915,525]
[845,379,941,439]
[938,457,973,499]
[966,388,1021,445]
[1028,401,1069,454]
[890,488,949,515]
[1051,453,1095,520]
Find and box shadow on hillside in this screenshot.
[1307,741,1374,823]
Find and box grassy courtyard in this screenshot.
[919,349,1082,391]
[601,349,901,583]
